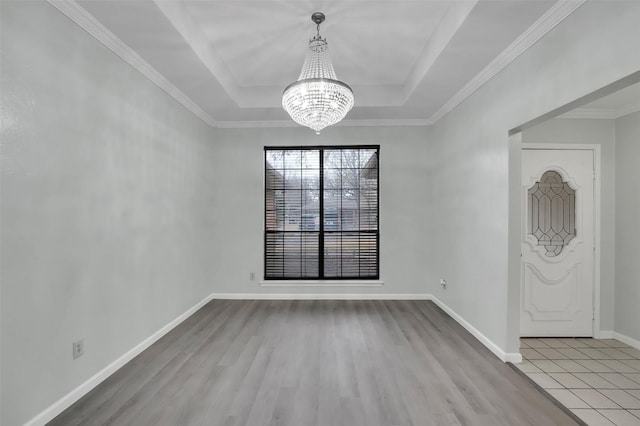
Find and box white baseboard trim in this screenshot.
[211,293,518,362]
[25,291,520,425]
[210,293,430,300]
[210,293,519,362]
[24,293,215,426]
[428,295,522,364]
[613,331,640,350]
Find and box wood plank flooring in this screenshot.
[49,300,579,425]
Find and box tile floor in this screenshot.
[516,338,640,426]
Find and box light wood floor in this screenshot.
[50,300,579,426]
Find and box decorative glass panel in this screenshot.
[528,170,576,257]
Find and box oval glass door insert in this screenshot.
[528,170,576,257]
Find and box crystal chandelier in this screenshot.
[282,12,354,134]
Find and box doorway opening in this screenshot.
[508,71,640,348]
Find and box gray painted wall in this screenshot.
[522,118,616,333]
[614,111,640,343]
[3,0,640,424]
[1,2,218,425]
[212,126,431,295]
[427,1,640,354]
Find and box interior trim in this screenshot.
[46,0,585,129]
[24,292,521,425]
[428,0,586,124]
[23,293,216,426]
[45,0,218,128]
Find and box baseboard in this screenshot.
[209,293,519,362]
[427,296,522,363]
[613,331,640,350]
[24,293,215,426]
[210,293,518,362]
[24,291,518,425]
[210,293,431,300]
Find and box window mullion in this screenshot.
[319,148,324,279]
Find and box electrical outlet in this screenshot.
[249,272,256,281]
[440,278,447,289]
[72,339,84,359]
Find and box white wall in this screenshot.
[614,111,640,343]
[2,1,639,424]
[1,2,218,425]
[211,126,431,295]
[427,1,640,355]
[522,118,616,332]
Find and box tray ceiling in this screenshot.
[54,0,582,128]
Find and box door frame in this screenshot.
[518,142,602,338]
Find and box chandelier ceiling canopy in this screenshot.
[282,12,355,134]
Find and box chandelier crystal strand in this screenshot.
[282,13,354,134]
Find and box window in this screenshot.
[264,146,379,280]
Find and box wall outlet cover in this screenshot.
[73,339,84,359]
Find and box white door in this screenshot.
[521,148,595,337]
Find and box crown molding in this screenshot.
[46,0,218,128]
[558,108,616,119]
[557,100,640,120]
[615,100,640,118]
[428,0,586,124]
[216,118,432,130]
[557,108,616,119]
[46,0,589,131]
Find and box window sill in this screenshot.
[259,280,384,287]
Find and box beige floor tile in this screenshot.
[546,389,590,409]
[536,348,569,359]
[548,372,591,389]
[530,359,566,373]
[599,374,640,390]
[522,338,640,423]
[573,373,618,389]
[572,408,616,425]
[598,409,640,426]
[580,348,614,359]
[517,360,542,373]
[572,389,620,408]
[561,338,592,348]
[523,338,551,349]
[622,360,640,371]
[521,348,547,359]
[601,360,640,374]
[582,339,613,348]
[558,348,592,359]
[526,372,564,389]
[554,359,591,373]
[598,390,640,409]
[627,374,640,385]
[601,339,631,348]
[577,359,616,373]
[537,338,572,348]
[620,348,640,359]
[601,348,637,359]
